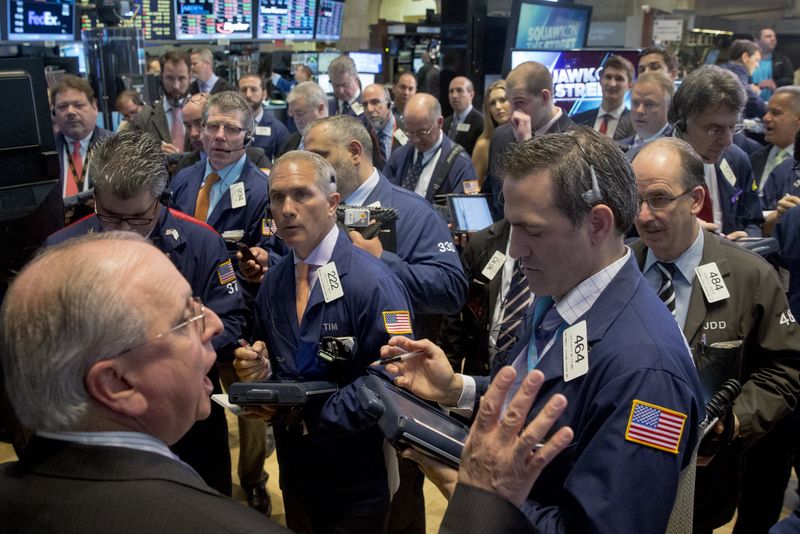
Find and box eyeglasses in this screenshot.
[119,296,206,356]
[204,122,246,136]
[95,199,159,226]
[691,120,745,138]
[402,125,435,139]
[637,188,694,211]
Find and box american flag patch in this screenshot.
[382,310,412,335]
[216,259,237,285]
[625,400,686,454]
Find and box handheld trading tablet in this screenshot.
[228,380,339,406]
[446,194,494,234]
[359,374,469,468]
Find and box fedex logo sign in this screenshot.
[28,10,60,26]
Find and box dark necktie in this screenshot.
[402,151,425,192]
[341,100,351,115]
[495,260,533,352]
[656,261,677,316]
[377,130,390,163]
[448,115,459,140]
[535,299,564,357]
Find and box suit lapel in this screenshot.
[154,104,172,143]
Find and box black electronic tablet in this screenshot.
[228,380,339,406]
[447,194,494,234]
[360,374,469,468]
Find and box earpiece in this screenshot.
[572,137,605,206]
[159,188,172,207]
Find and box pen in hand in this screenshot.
[238,339,272,378]
[373,350,424,366]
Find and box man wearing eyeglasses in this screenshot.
[171,91,271,263]
[384,92,476,203]
[43,130,250,498]
[630,137,800,534]
[1,232,290,533]
[668,65,764,239]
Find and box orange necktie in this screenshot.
[194,172,220,221]
[598,114,610,136]
[295,262,310,324]
[66,140,83,196]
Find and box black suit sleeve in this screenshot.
[440,484,538,534]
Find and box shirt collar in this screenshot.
[163,98,185,112]
[643,223,704,285]
[345,167,380,206]
[535,107,563,137]
[254,107,264,123]
[379,113,395,137]
[37,430,179,461]
[554,247,631,325]
[599,102,626,120]
[294,223,339,266]
[204,73,219,92]
[769,143,794,160]
[204,153,248,188]
[63,131,94,149]
[455,105,472,122]
[417,131,444,161]
[634,122,671,145]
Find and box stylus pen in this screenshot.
[375,351,424,366]
[238,339,272,376]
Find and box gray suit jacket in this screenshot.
[131,99,186,149]
[0,436,288,534]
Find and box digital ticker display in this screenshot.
[8,0,74,41]
[119,0,175,40]
[509,49,640,116]
[257,0,315,40]
[175,0,252,40]
[315,0,343,41]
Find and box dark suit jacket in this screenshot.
[483,112,576,219]
[439,219,511,375]
[713,144,764,236]
[130,99,187,149]
[55,126,112,193]
[749,142,773,184]
[190,77,233,95]
[440,484,538,533]
[632,232,800,529]
[571,107,634,141]
[174,146,270,174]
[617,123,674,154]
[444,107,484,156]
[278,132,302,156]
[0,436,286,534]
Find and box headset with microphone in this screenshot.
[571,136,606,206]
[216,135,255,153]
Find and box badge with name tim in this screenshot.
[480,250,505,281]
[230,182,247,209]
[695,262,730,303]
[351,102,364,116]
[562,320,589,382]
[318,262,344,303]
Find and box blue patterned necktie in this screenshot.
[402,151,425,192]
[377,130,390,163]
[341,100,351,115]
[448,114,460,139]
[656,261,677,316]
[495,260,533,352]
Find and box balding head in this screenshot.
[362,83,392,129]
[183,93,209,151]
[403,93,444,152]
[448,76,475,114]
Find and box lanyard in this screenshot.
[66,145,88,190]
[526,296,567,372]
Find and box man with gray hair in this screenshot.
[234,150,414,532]
[630,137,800,533]
[171,91,271,262]
[190,48,232,95]
[279,81,329,154]
[749,86,800,201]
[385,92,477,202]
[0,232,287,533]
[380,127,703,533]
[362,83,404,165]
[327,54,364,119]
[43,130,249,496]
[668,65,763,239]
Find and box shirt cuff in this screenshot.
[439,374,476,416]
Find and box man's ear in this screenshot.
[587,204,615,245]
[85,359,148,418]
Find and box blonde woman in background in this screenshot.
[472,80,511,183]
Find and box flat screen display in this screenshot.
[509,49,640,117]
[314,0,343,41]
[118,0,175,40]
[257,0,315,40]
[317,51,341,74]
[175,0,253,40]
[447,195,493,233]
[292,51,318,74]
[8,0,74,41]
[348,51,382,74]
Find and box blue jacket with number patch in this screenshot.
[253,226,413,516]
[44,207,248,361]
[475,254,703,533]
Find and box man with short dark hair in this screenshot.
[131,50,191,154]
[382,127,703,533]
[392,72,417,119]
[631,137,800,533]
[50,74,111,199]
[444,76,484,156]
[171,92,270,260]
[44,130,249,497]
[572,55,635,141]
[638,45,680,81]
[384,93,477,203]
[362,83,404,165]
[0,231,287,533]
[238,73,289,161]
[753,27,794,100]
[668,65,763,238]
[190,49,232,95]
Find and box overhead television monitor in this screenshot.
[509,49,640,117]
[292,52,318,75]
[314,0,343,41]
[118,0,176,40]
[317,72,373,94]
[317,51,340,73]
[257,0,315,40]
[348,51,382,74]
[8,0,75,42]
[503,0,592,72]
[175,0,253,40]
[59,43,87,74]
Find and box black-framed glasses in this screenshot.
[402,124,435,139]
[203,122,245,136]
[637,188,694,211]
[119,296,205,356]
[95,198,159,226]
[691,120,745,138]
